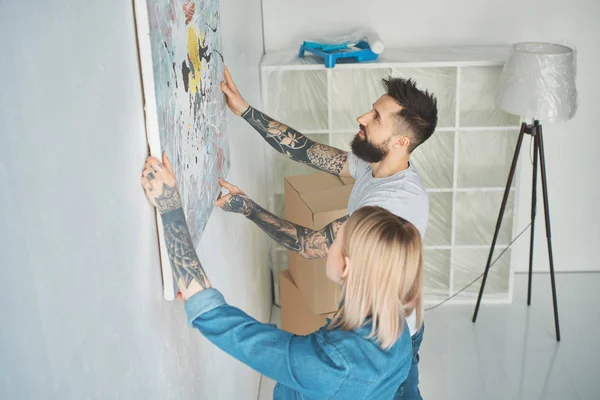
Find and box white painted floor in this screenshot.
[258,272,600,400]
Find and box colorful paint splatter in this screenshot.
[146,0,229,244]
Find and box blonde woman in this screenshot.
[141,154,424,400]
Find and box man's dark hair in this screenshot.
[382,77,438,152]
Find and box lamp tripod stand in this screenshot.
[472,120,561,342]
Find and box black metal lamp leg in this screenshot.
[473,122,527,323]
[528,126,539,305]
[536,124,561,342]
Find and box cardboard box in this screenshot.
[340,176,356,186]
[279,270,335,335]
[284,172,353,315]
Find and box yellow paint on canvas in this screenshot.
[186,26,205,94]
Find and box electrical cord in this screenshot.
[425,128,536,312]
[424,222,532,312]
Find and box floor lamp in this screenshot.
[472,43,577,342]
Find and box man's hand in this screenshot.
[141,153,182,214]
[215,179,254,216]
[221,66,249,116]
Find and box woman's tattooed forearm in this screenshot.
[241,107,347,175]
[155,183,183,214]
[161,209,209,290]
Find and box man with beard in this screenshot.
[217,67,437,400]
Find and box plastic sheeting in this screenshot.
[455,191,515,246]
[424,250,451,299]
[460,66,521,127]
[305,30,385,54]
[266,70,328,132]
[331,68,391,130]
[262,48,524,302]
[409,131,454,189]
[454,248,511,295]
[457,130,519,188]
[496,42,577,122]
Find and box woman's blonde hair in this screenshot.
[328,206,423,350]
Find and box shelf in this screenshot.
[452,247,511,296]
[424,249,451,298]
[457,126,522,132]
[425,244,511,250]
[331,68,392,130]
[262,47,520,305]
[265,70,328,131]
[274,193,285,218]
[454,191,515,246]
[424,192,453,246]
[392,67,456,128]
[260,46,510,70]
[457,129,520,188]
[427,188,514,193]
[412,131,455,189]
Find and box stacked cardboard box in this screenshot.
[279,270,335,335]
[279,172,354,335]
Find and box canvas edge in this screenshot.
[132,0,176,301]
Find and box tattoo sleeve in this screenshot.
[241,106,348,176]
[155,185,210,291]
[161,209,210,290]
[223,193,349,259]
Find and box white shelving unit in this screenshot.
[260,47,522,305]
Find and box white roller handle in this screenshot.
[365,31,385,54]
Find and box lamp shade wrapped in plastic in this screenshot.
[495,42,577,122]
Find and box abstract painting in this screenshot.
[134,0,229,299]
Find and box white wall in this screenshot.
[261,0,600,272]
[0,0,269,399]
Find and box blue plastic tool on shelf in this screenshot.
[298,40,379,68]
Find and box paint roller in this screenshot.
[364,32,385,55]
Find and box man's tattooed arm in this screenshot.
[156,184,210,294]
[222,193,348,259]
[241,107,349,176]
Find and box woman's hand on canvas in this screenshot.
[141,153,182,214]
[215,179,254,216]
[220,66,249,116]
